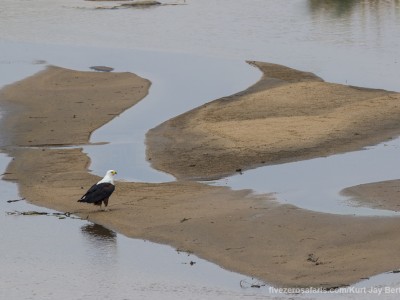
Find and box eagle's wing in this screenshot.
[78,183,115,203]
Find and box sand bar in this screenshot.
[2,64,400,288]
[147,61,400,180]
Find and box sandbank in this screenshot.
[2,64,400,289]
[147,61,400,180]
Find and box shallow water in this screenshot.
[1,0,400,298]
[208,138,400,216]
[0,41,269,299]
[1,0,399,90]
[0,156,271,300]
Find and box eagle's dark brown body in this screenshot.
[78,182,115,207]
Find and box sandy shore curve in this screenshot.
[146,61,400,180]
[2,64,400,288]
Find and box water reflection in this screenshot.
[81,222,117,242]
[306,0,400,53]
[308,0,400,17]
[309,0,358,17]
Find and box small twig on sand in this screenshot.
[6,198,25,203]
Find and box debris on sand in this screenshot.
[6,210,78,219]
[90,66,114,72]
[120,1,162,8]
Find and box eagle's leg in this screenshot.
[103,198,109,211]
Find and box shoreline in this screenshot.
[2,64,400,288]
[147,61,400,180]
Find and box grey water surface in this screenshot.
[1,0,400,299]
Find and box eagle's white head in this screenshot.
[97,170,117,185]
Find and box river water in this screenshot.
[1,0,400,299]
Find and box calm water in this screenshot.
[1,0,400,299]
[209,138,400,216]
[0,43,269,300]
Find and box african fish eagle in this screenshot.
[78,170,117,210]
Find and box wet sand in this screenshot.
[2,64,400,288]
[342,180,400,212]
